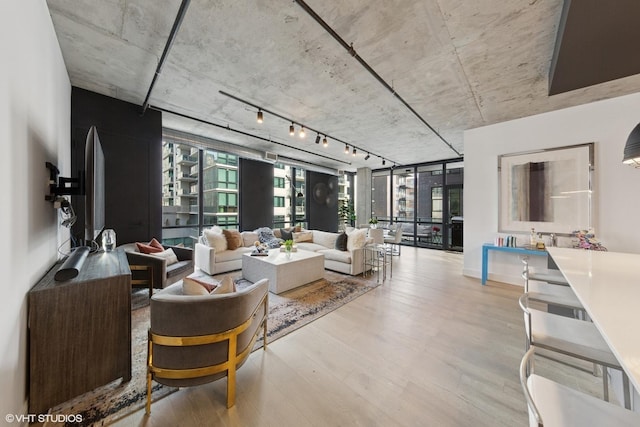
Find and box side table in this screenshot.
[363,244,392,283]
[481,243,546,285]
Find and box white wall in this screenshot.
[463,91,640,284]
[0,2,70,420]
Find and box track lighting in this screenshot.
[219,90,399,166]
[382,159,386,166]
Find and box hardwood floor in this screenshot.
[113,247,603,427]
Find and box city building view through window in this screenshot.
[161,134,352,247]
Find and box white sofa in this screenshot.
[194,230,258,275]
[194,228,369,276]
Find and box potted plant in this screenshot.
[338,200,355,230]
[283,239,294,259]
[369,217,378,228]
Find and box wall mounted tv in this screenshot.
[84,125,105,245]
[46,125,105,280]
[46,125,106,249]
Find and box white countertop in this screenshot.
[547,247,640,392]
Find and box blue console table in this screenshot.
[481,243,546,285]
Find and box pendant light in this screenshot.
[623,122,640,167]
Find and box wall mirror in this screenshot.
[498,143,594,234]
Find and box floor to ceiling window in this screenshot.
[416,164,444,248]
[161,138,238,247]
[162,131,351,243]
[372,159,463,251]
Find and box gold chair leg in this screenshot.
[146,371,152,414]
[263,295,268,350]
[146,334,153,414]
[227,369,236,408]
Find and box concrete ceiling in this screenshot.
[46,0,640,173]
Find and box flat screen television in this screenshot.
[84,125,105,244]
[53,125,105,280]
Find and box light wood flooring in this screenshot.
[113,247,604,427]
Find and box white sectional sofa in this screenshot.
[194,230,258,275]
[194,227,369,276]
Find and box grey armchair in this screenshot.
[146,278,269,412]
[120,243,193,290]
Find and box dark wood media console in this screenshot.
[28,248,132,414]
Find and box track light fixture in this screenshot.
[382,159,386,166]
[217,91,401,166]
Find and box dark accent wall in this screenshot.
[549,0,640,95]
[71,87,162,245]
[306,171,339,232]
[239,158,274,230]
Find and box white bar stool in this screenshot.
[520,347,640,426]
[522,258,584,313]
[519,293,631,409]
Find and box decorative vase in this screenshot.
[102,229,116,252]
[285,247,292,259]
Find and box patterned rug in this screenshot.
[46,271,379,426]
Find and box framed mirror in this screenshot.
[498,143,594,234]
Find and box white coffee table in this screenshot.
[242,249,324,294]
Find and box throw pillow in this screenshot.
[347,228,368,251]
[149,238,164,250]
[222,229,243,250]
[150,248,179,265]
[136,241,163,254]
[280,227,293,241]
[182,277,217,295]
[255,227,282,249]
[203,228,228,252]
[293,231,313,243]
[335,232,348,251]
[241,231,259,247]
[212,275,236,294]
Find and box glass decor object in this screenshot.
[102,229,116,252]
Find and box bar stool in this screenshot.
[519,293,631,408]
[521,258,584,314]
[520,347,640,426]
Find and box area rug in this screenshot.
[46,272,379,426]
